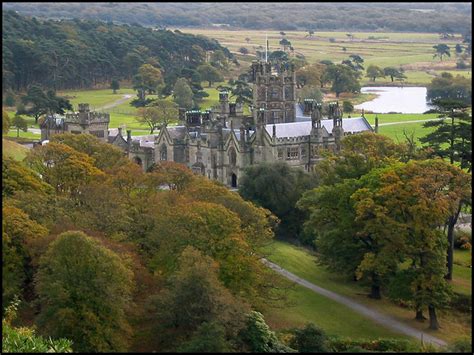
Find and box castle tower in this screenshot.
[251,60,296,124]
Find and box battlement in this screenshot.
[64,103,110,124]
[275,135,310,144]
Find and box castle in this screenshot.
[40,103,110,142]
[41,60,374,188]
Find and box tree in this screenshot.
[173,78,194,109]
[237,311,295,352]
[150,247,249,350]
[352,160,469,327]
[383,67,406,82]
[3,299,73,353]
[3,110,11,133]
[342,54,364,75]
[324,64,360,97]
[433,44,451,61]
[455,43,464,55]
[289,323,329,352]
[343,100,354,113]
[228,79,253,105]
[419,98,472,280]
[239,162,317,243]
[3,204,49,308]
[136,100,178,134]
[295,63,325,88]
[25,142,104,196]
[239,47,249,55]
[110,79,120,94]
[197,63,223,87]
[426,73,471,104]
[177,322,231,352]
[35,231,133,352]
[245,37,251,43]
[366,65,385,81]
[268,50,289,64]
[299,85,323,102]
[2,157,53,197]
[50,132,129,171]
[279,38,291,52]
[11,115,27,138]
[19,86,72,124]
[210,49,228,69]
[133,64,163,103]
[306,29,315,38]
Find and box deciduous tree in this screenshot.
[35,231,133,352]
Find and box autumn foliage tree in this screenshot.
[25,142,104,196]
[35,231,134,352]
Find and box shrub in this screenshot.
[446,338,472,353]
[289,323,329,352]
[327,336,418,352]
[343,100,354,113]
[454,229,472,250]
[449,293,472,313]
[329,37,336,43]
[456,60,469,69]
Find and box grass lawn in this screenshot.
[6,129,41,140]
[259,240,472,345]
[2,138,30,161]
[57,88,136,111]
[262,281,409,341]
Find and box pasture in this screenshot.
[181,29,469,86]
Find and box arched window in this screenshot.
[160,144,167,161]
[229,147,237,166]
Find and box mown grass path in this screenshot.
[262,258,447,347]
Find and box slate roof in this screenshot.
[265,117,373,138]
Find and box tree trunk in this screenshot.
[208,81,212,88]
[369,274,381,299]
[428,304,439,330]
[415,308,426,321]
[445,201,463,280]
[390,76,394,82]
[17,128,19,138]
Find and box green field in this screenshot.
[259,240,471,344]
[182,29,469,86]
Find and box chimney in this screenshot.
[272,123,276,137]
[127,130,132,142]
[118,127,123,137]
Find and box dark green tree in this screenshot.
[433,43,451,61]
[324,64,360,97]
[289,323,329,352]
[110,79,120,94]
[197,63,223,87]
[239,162,317,243]
[11,115,27,138]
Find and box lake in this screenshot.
[355,86,432,114]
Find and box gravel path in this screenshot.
[97,94,133,110]
[378,117,447,126]
[262,258,447,347]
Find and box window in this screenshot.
[271,87,279,100]
[277,148,284,159]
[90,130,104,138]
[229,148,237,166]
[285,86,293,100]
[287,147,299,160]
[301,146,307,158]
[160,145,167,161]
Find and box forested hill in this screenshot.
[2,2,472,33]
[2,10,230,92]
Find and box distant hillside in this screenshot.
[2,10,230,92]
[2,2,472,33]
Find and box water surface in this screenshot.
[355,86,431,114]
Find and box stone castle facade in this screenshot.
[41,60,374,188]
[40,103,110,142]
